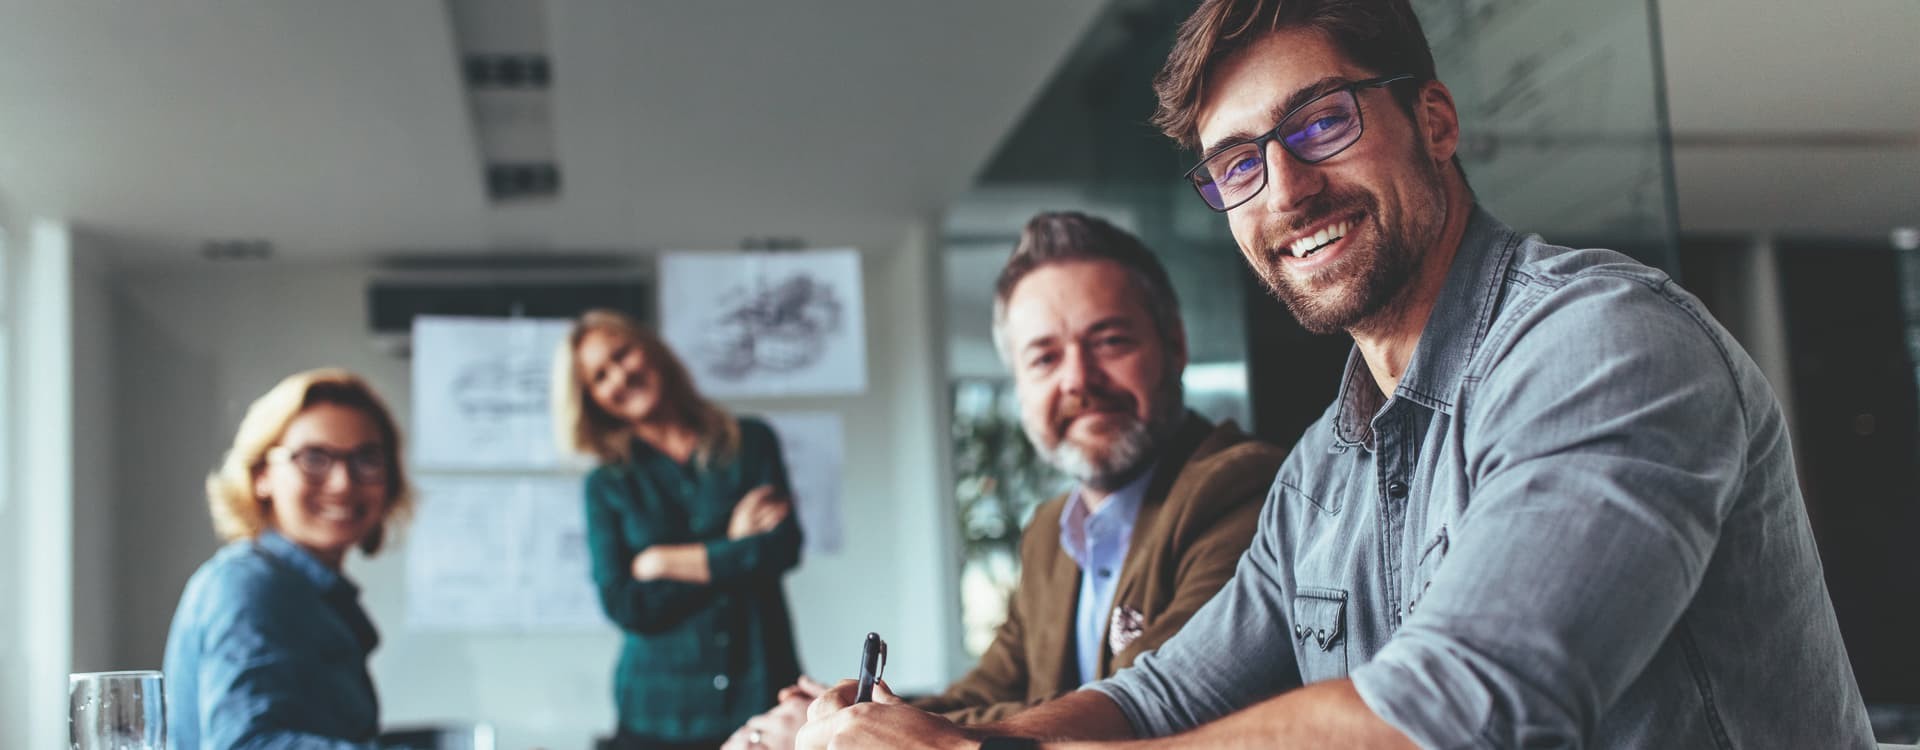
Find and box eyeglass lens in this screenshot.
[1192,89,1365,211]
[286,447,388,484]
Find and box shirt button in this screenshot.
[1386,480,1408,499]
[712,674,730,690]
[1098,568,1112,578]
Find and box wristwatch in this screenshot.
[979,738,1042,750]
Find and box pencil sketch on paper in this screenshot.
[659,249,868,397]
[411,315,573,469]
[451,353,550,420]
[702,272,846,381]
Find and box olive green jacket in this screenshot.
[913,412,1284,724]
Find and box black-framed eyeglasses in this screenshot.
[268,445,390,485]
[1184,74,1418,212]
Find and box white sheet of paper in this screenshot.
[405,475,604,632]
[760,411,846,555]
[411,315,573,470]
[658,250,868,397]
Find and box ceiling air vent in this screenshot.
[485,162,561,201]
[463,53,552,90]
[201,239,273,261]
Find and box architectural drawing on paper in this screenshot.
[450,353,550,420]
[659,249,868,397]
[700,272,847,381]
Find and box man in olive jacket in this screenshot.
[914,410,1282,723]
[723,211,1284,749]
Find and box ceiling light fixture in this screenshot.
[1893,227,1919,252]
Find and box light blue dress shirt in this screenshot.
[1059,464,1155,685]
[163,530,379,750]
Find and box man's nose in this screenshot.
[1059,345,1108,395]
[1255,140,1324,215]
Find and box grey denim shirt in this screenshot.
[1089,207,1874,749]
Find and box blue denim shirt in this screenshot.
[164,531,379,750]
[1058,464,1154,685]
[1090,207,1874,748]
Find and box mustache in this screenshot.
[1054,390,1138,430]
[1264,189,1379,246]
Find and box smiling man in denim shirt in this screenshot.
[797,0,1874,748]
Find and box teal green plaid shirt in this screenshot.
[583,416,803,742]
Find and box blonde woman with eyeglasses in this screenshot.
[554,309,804,750]
[164,369,413,750]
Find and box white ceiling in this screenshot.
[0,0,1106,262]
[0,0,1911,263]
[1658,0,1920,237]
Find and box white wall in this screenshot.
[106,224,958,749]
[5,219,120,750]
[0,216,27,750]
[16,220,75,750]
[70,228,119,673]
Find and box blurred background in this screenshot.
[2,0,1915,747]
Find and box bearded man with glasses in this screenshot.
[797,0,1873,748]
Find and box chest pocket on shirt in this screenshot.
[1291,587,1350,683]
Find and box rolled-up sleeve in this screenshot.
[1351,277,1747,748]
[1086,477,1302,738]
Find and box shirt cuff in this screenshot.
[1350,639,1492,750]
[1083,680,1156,738]
[703,537,747,583]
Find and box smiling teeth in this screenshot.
[1289,220,1351,258]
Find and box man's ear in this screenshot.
[1416,79,1461,167]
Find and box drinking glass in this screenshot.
[69,670,166,750]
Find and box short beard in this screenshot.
[1035,372,1185,492]
[1047,416,1157,492]
[1257,191,1419,335]
[1254,157,1446,335]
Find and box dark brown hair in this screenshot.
[991,211,1184,361]
[1152,0,1440,151]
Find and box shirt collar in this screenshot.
[1060,462,1157,564]
[1333,205,1519,446]
[256,529,356,598]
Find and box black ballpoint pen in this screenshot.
[855,632,887,703]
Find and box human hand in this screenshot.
[728,485,791,539]
[721,694,810,750]
[630,546,667,580]
[778,674,831,704]
[797,679,975,750]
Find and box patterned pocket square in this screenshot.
[1109,605,1146,654]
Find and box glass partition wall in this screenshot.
[940,0,1681,655]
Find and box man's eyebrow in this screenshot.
[1019,334,1059,355]
[1199,75,1358,158]
[1083,317,1136,337]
